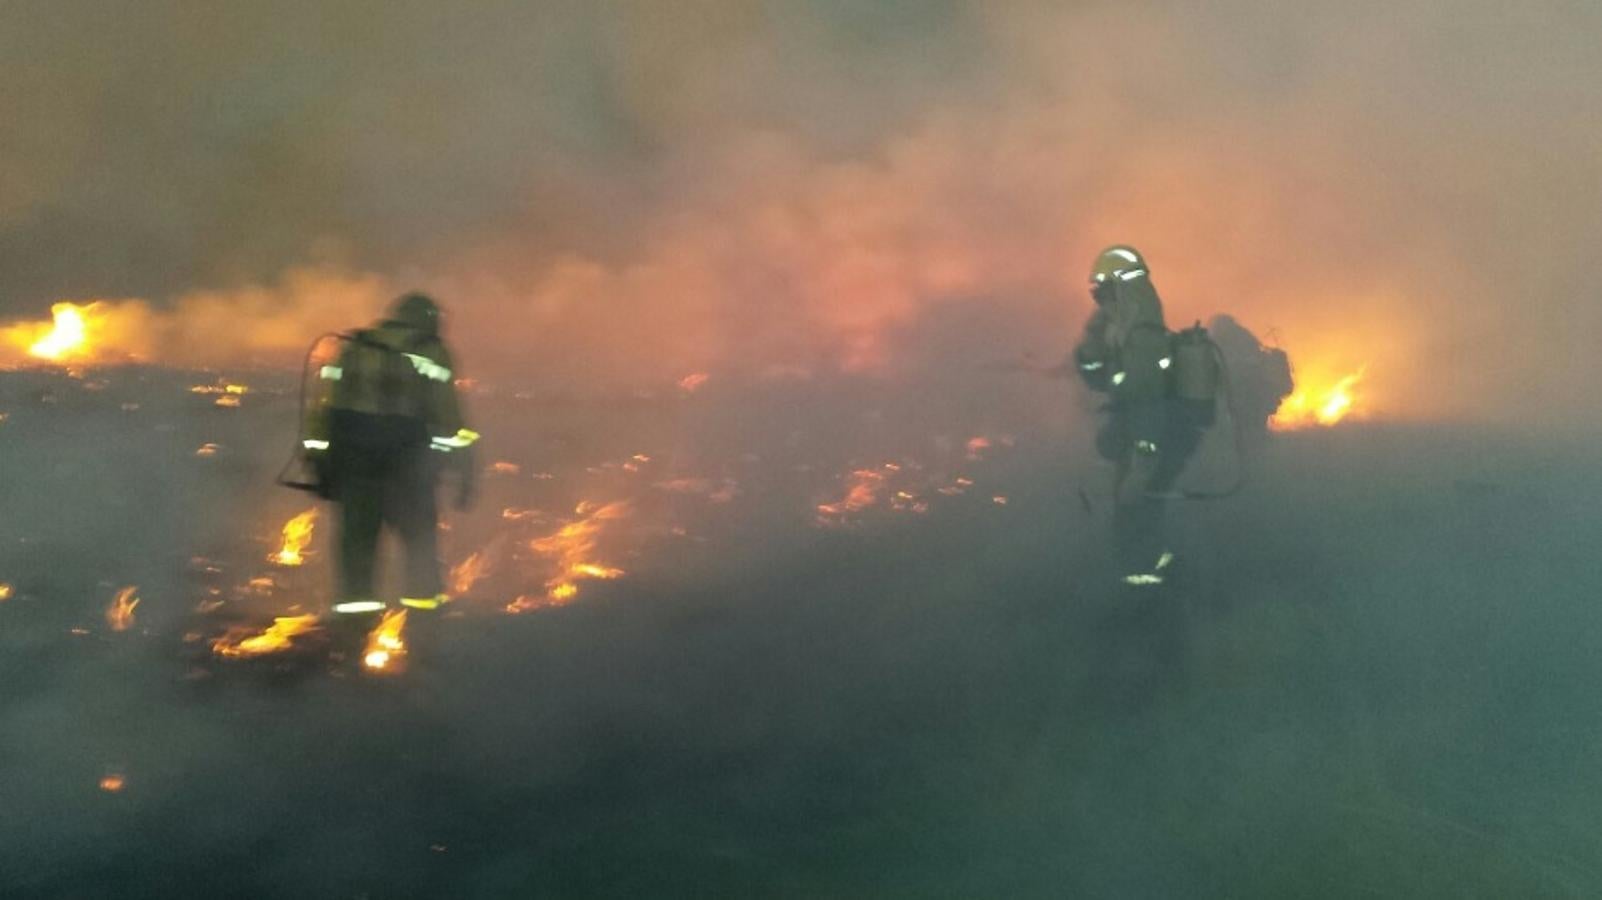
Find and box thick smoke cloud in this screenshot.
[2,1,1599,422]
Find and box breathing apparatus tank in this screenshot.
[1170,322,1221,428]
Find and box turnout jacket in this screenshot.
[303,320,475,455]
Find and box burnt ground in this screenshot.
[2,367,1600,898]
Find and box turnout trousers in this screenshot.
[328,410,444,603]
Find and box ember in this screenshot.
[98,773,126,793]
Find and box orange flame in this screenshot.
[99,773,126,793]
[211,614,322,658]
[25,302,98,361]
[272,508,318,566]
[1272,367,1367,430]
[509,501,630,612]
[189,381,250,396]
[816,468,889,526]
[678,372,710,393]
[362,609,408,673]
[106,586,139,632]
[450,540,502,597]
[0,583,12,602]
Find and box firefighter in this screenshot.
[1071,246,1208,587]
[301,292,478,621]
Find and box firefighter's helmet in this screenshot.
[391,292,442,335]
[1089,245,1148,285]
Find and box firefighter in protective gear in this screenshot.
[301,292,478,618]
[1072,246,1207,586]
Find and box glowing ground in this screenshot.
[2,368,1600,897]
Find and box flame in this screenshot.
[816,468,889,525]
[1272,367,1367,430]
[0,300,147,364]
[211,614,321,658]
[105,586,139,632]
[450,541,501,597]
[0,583,12,602]
[99,773,126,793]
[511,500,630,611]
[26,302,97,361]
[362,609,408,672]
[272,508,318,566]
[678,372,710,393]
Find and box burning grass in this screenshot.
[105,587,139,632]
[272,509,318,567]
[211,615,322,658]
[1272,367,1367,431]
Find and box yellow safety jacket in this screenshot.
[302,321,478,455]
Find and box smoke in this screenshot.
[2,1,1599,422]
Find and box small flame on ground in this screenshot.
[195,443,221,457]
[362,609,408,672]
[511,501,630,612]
[272,508,318,566]
[212,614,321,658]
[816,468,889,526]
[99,773,126,793]
[0,583,12,602]
[678,372,710,393]
[191,382,248,394]
[450,539,503,597]
[488,461,521,476]
[1272,367,1367,430]
[106,587,139,632]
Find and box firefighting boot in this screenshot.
[327,600,386,667]
[396,595,448,666]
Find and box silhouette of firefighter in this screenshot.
[1071,245,1217,587]
[301,292,478,619]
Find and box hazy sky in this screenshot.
[2,1,1599,422]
